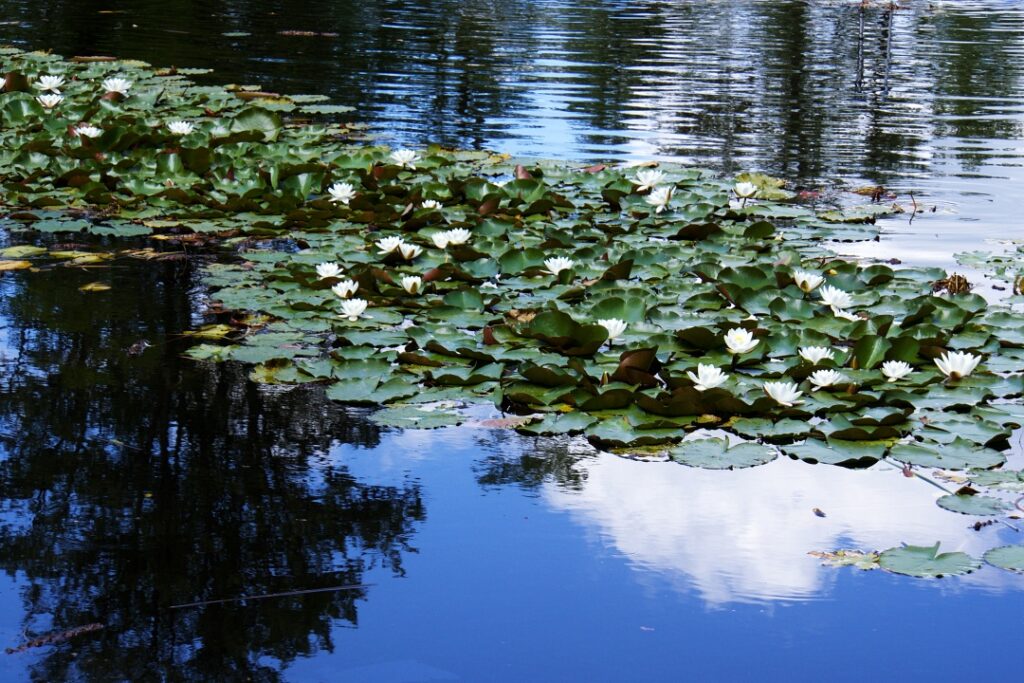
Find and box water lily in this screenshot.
[36,75,64,92]
[398,243,423,261]
[327,182,356,205]
[36,94,63,109]
[724,328,759,355]
[376,236,405,254]
[401,275,422,295]
[792,269,824,293]
[734,181,758,199]
[315,262,342,279]
[634,169,665,192]
[597,318,627,341]
[763,381,803,406]
[818,285,853,310]
[798,346,834,364]
[421,199,442,210]
[881,360,913,382]
[544,257,574,276]
[339,298,368,321]
[331,280,359,299]
[74,124,103,139]
[102,77,132,95]
[832,307,860,321]
[431,232,450,249]
[935,351,981,380]
[445,228,472,245]
[686,364,728,391]
[645,186,673,214]
[390,149,418,169]
[167,120,194,136]
[809,369,845,390]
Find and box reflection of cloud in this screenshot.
[544,453,1024,606]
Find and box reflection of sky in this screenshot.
[285,427,1024,681]
[544,453,1024,606]
[330,427,1024,610]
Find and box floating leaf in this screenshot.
[670,438,776,470]
[935,494,1013,516]
[983,545,1024,574]
[889,438,1005,470]
[878,543,980,578]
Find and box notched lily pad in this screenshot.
[878,542,980,578]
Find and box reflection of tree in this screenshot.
[472,431,589,492]
[4,0,1023,177]
[0,257,423,681]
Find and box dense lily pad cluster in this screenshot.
[2,49,1023,579]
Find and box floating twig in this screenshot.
[5,623,104,655]
[169,583,373,609]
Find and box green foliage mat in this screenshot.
[4,48,1024,581]
[3,48,1024,463]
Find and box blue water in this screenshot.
[2,0,1024,680]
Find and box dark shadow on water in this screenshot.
[0,251,423,680]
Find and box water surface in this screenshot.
[2,1,1024,680]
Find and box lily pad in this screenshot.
[983,545,1024,574]
[670,437,776,470]
[935,494,1013,516]
[878,543,980,578]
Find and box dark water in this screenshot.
[2,1,1024,681]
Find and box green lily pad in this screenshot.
[670,437,776,470]
[878,543,980,578]
[935,494,1013,516]
[983,545,1024,574]
[888,438,1006,470]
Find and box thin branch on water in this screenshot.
[169,583,374,609]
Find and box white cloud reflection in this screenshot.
[544,453,1024,606]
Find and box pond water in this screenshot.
[1,1,1024,680]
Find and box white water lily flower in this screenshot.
[645,186,673,214]
[74,124,103,139]
[935,351,982,380]
[544,257,574,276]
[445,228,472,245]
[332,280,359,299]
[376,236,405,254]
[597,318,627,341]
[421,199,442,210]
[809,369,845,390]
[792,269,824,293]
[634,169,665,192]
[167,120,194,136]
[36,75,65,92]
[315,262,342,279]
[431,232,450,249]
[763,381,803,406]
[339,298,368,321]
[734,181,758,199]
[102,77,131,94]
[327,182,356,205]
[686,364,728,391]
[390,149,418,169]
[832,307,860,321]
[398,242,423,261]
[724,328,759,355]
[818,284,853,310]
[401,275,422,295]
[881,360,914,382]
[798,346,834,364]
[36,94,63,109]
